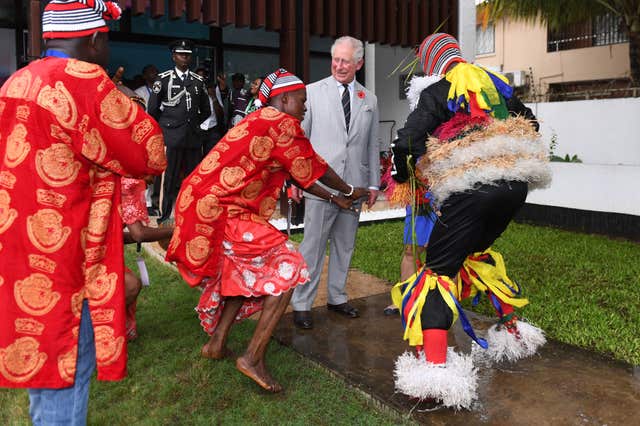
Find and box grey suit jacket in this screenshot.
[301,76,380,199]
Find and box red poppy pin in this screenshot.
[357,90,365,99]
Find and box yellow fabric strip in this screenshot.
[459,248,529,308]
[391,269,459,347]
[445,62,507,113]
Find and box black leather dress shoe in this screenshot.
[327,303,359,318]
[293,310,313,329]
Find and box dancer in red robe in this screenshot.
[0,1,167,423]
[166,69,369,392]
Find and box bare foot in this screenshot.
[236,356,282,393]
[201,342,235,360]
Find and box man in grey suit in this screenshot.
[290,36,380,329]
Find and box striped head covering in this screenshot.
[417,33,466,76]
[42,0,122,39]
[256,68,305,107]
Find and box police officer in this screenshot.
[148,39,211,224]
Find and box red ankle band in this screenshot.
[423,329,447,364]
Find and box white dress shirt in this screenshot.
[200,89,224,130]
[336,78,355,105]
[174,67,188,80]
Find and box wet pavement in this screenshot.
[146,213,639,425]
[273,293,640,425]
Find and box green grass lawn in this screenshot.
[0,245,410,426]
[2,220,638,424]
[347,220,640,365]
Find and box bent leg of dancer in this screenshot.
[236,289,293,393]
[386,245,426,315]
[124,270,142,307]
[202,296,244,359]
[124,271,142,341]
[420,290,454,363]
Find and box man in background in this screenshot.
[201,80,225,155]
[134,64,159,108]
[147,40,210,224]
[227,72,249,127]
[134,64,161,216]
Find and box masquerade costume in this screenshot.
[390,34,551,408]
[383,74,442,250]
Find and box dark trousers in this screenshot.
[420,180,528,330]
[202,125,223,157]
[150,175,161,210]
[160,146,203,222]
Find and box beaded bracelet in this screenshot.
[344,184,354,197]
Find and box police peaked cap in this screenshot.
[171,39,193,54]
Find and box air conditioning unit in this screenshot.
[504,70,528,87]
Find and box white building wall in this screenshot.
[528,98,640,166]
[369,44,414,151]
[526,163,639,215]
[458,0,477,62]
[525,98,640,215]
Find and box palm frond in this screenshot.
[387,49,418,79]
[485,0,611,30]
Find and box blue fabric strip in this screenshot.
[43,49,71,59]
[504,279,521,296]
[400,268,426,330]
[449,290,489,349]
[472,292,482,307]
[487,72,513,99]
[447,94,468,113]
[489,292,503,316]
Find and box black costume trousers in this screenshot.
[160,146,202,222]
[420,180,528,330]
[150,175,161,210]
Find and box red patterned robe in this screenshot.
[166,107,328,334]
[121,178,149,226]
[0,57,167,388]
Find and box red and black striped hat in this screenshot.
[42,0,122,40]
[417,33,466,76]
[256,68,305,107]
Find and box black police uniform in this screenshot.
[147,42,210,223]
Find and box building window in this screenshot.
[547,13,628,52]
[476,24,495,55]
[593,14,628,46]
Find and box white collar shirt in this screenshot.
[335,78,355,105]
[174,68,189,81]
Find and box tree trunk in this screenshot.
[629,30,640,85]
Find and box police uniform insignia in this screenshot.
[152,81,162,94]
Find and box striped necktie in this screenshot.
[341,83,350,133]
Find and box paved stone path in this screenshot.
[147,218,639,425]
[274,292,640,425]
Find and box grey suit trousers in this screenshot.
[291,198,360,311]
